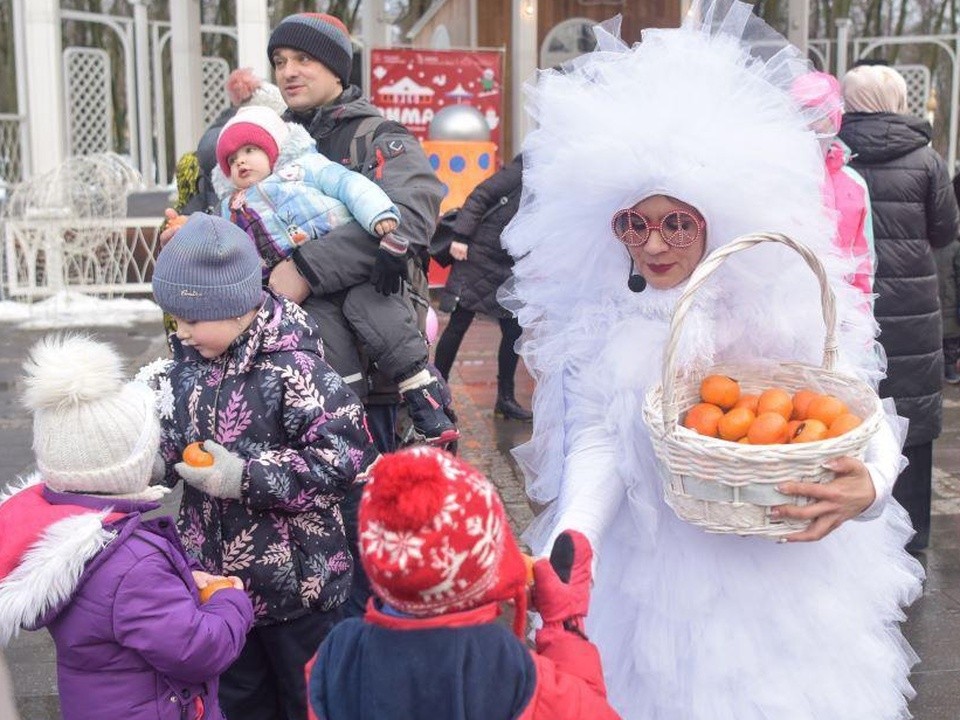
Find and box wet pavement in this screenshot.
[1,311,959,719]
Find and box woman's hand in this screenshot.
[771,456,876,542]
[269,258,311,304]
[450,240,469,261]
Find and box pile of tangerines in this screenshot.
[683,375,863,445]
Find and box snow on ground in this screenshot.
[0,291,163,330]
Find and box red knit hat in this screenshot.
[358,447,529,636]
[216,105,289,176]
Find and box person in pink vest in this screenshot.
[793,71,876,300]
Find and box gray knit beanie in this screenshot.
[152,213,263,321]
[268,13,353,89]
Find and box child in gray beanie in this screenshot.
[149,212,378,720]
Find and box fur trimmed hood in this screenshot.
[0,479,125,643]
[211,122,318,200]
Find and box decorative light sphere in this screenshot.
[428,104,490,141]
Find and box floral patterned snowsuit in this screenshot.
[150,291,378,624]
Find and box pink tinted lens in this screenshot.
[612,209,650,247]
[660,211,700,248]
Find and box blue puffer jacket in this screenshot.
[212,123,399,266]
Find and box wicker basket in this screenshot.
[642,233,883,537]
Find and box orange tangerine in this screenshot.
[718,407,756,442]
[786,419,802,439]
[700,375,741,410]
[791,419,829,443]
[791,389,819,420]
[198,578,235,604]
[747,412,790,445]
[806,395,848,427]
[183,441,214,467]
[734,394,760,413]
[522,554,536,586]
[757,388,793,421]
[827,412,863,438]
[683,403,725,438]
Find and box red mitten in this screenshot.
[532,530,593,635]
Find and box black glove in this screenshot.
[370,246,409,295]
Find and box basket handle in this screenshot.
[661,232,838,431]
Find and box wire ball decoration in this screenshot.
[3,152,143,222]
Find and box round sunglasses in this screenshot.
[611,209,703,248]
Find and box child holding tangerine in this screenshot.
[0,334,253,720]
[146,213,378,720]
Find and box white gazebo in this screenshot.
[11,0,272,185]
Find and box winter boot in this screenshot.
[402,379,460,445]
[945,359,960,385]
[494,378,533,422]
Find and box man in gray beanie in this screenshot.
[267,11,448,621]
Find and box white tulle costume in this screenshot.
[502,2,924,718]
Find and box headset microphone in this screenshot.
[627,259,647,293]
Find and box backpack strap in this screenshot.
[347,116,385,172]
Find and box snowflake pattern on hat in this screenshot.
[359,447,527,623]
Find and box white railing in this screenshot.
[3,217,163,300]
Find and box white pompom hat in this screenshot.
[22,335,161,497]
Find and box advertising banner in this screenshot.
[369,47,504,161]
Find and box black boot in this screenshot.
[494,378,533,421]
[402,379,460,445]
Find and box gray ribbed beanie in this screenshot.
[152,213,263,321]
[268,13,353,88]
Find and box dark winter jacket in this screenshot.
[153,292,378,624]
[0,482,253,720]
[309,601,621,720]
[935,240,960,339]
[286,85,444,403]
[182,106,237,214]
[442,155,523,318]
[287,86,443,296]
[839,112,960,445]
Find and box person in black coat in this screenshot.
[838,64,960,552]
[433,154,531,420]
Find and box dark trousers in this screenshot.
[219,609,343,720]
[893,442,933,551]
[433,307,523,386]
[339,481,372,619]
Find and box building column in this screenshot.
[361,0,391,96]
[237,0,270,80]
[169,0,203,160]
[19,0,64,177]
[787,0,809,56]
[511,0,538,149]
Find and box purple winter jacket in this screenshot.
[0,482,253,720]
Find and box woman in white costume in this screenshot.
[503,2,924,718]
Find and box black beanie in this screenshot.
[268,13,353,89]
